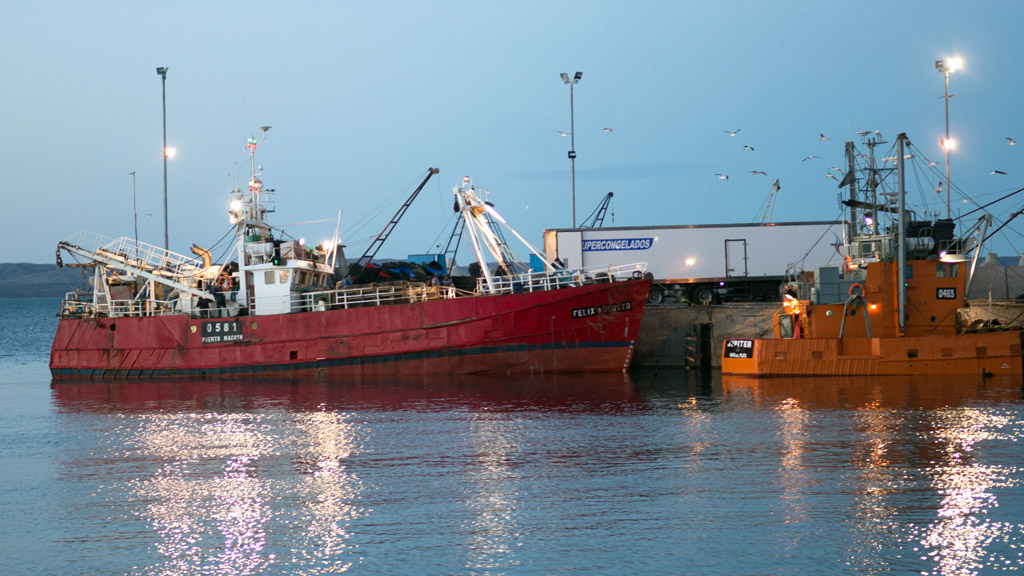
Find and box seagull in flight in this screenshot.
[750,170,767,176]
[825,172,838,180]
[991,170,1008,175]
[743,145,755,151]
[819,133,830,141]
[602,127,613,133]
[935,182,944,194]
[1009,137,1017,146]
[802,155,819,162]
[724,129,741,137]
[716,173,729,180]
[830,166,843,174]
[556,130,568,137]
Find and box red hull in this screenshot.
[51,279,650,379]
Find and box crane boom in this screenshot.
[581,192,614,228]
[351,167,439,273]
[758,180,781,225]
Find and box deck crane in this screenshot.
[440,192,526,276]
[580,192,614,228]
[757,180,781,225]
[440,210,466,273]
[350,167,439,280]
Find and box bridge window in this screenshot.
[935,263,958,278]
[264,271,275,285]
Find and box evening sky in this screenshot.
[3,1,1022,265]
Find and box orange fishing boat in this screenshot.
[721,133,1024,378]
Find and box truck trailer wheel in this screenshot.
[647,286,665,304]
[689,284,717,305]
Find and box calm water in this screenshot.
[3,298,1024,575]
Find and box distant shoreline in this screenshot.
[0,263,89,298]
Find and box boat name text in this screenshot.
[572,300,633,319]
[582,238,653,251]
[724,339,754,359]
[201,319,244,344]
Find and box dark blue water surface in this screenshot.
[3,297,1024,575]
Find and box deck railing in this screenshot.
[250,282,457,315]
[58,263,647,320]
[475,262,648,295]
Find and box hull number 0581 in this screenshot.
[201,319,244,344]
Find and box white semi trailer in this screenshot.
[543,221,845,304]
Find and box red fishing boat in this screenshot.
[51,131,650,379]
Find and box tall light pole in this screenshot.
[130,171,138,248]
[561,71,582,227]
[935,56,961,219]
[156,66,169,250]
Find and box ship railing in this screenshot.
[475,262,648,295]
[248,281,456,315]
[59,290,96,318]
[59,230,209,282]
[58,292,184,318]
[306,282,456,310]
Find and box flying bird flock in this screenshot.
[713,128,835,184]
[708,125,1019,224]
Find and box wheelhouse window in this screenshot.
[264,271,276,285]
[936,263,960,279]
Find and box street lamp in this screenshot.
[156,66,169,251]
[560,71,582,227]
[935,56,961,219]
[130,171,138,248]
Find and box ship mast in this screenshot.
[896,133,907,333]
[229,126,273,306]
[453,176,551,293]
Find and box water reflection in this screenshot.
[720,373,1023,409]
[462,409,525,572]
[48,371,1024,575]
[51,372,639,414]
[912,406,1020,576]
[52,372,639,575]
[110,408,363,575]
[724,373,1024,575]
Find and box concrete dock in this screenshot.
[632,299,1024,369]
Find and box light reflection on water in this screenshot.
[41,371,1024,575]
[109,409,364,575]
[724,374,1024,576]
